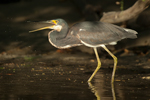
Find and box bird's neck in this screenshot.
[48,25,69,48]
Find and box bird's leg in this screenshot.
[101,45,117,84]
[88,47,101,82]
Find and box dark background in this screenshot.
[1,0,149,55]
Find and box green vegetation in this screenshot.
[120,0,124,11]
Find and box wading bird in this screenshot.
[30,19,137,83]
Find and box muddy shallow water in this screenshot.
[0,53,150,100]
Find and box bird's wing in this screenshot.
[72,21,137,47]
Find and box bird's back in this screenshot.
[70,21,137,47]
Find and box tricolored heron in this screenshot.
[30,19,137,83]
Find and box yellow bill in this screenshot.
[29,20,58,33]
[29,26,54,33]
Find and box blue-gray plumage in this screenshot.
[46,19,137,48]
[30,18,138,83]
[69,21,137,47]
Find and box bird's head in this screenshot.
[29,19,66,33]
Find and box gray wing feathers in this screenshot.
[123,28,138,38]
[74,22,137,46]
[123,28,138,34]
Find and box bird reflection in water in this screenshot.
[88,81,116,100]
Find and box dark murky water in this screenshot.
[0,56,150,100]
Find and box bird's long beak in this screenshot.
[29,20,58,33]
[29,26,54,33]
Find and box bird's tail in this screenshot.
[123,28,138,39]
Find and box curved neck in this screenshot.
[48,24,69,48]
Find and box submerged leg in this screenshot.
[102,45,117,84]
[88,47,101,82]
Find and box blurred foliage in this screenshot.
[120,0,124,10]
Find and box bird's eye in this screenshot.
[52,20,58,25]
